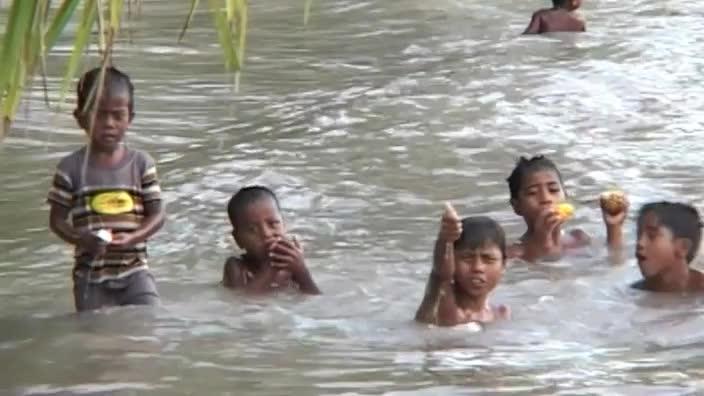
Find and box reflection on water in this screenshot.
[2,0,704,394]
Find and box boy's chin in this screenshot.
[91,140,122,152]
[458,284,490,297]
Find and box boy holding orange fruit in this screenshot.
[505,156,628,262]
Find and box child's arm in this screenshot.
[270,238,321,295]
[111,201,165,246]
[49,204,80,245]
[600,193,629,263]
[110,155,165,247]
[47,163,104,252]
[414,203,461,325]
[523,11,543,35]
[223,257,290,292]
[520,209,564,262]
[49,204,106,255]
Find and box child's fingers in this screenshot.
[444,242,454,264]
[441,217,462,230]
[271,241,297,257]
[276,238,298,252]
[291,236,303,251]
[443,202,459,218]
[270,253,292,266]
[545,213,562,228]
[442,204,460,225]
[266,239,280,252]
[270,261,288,268]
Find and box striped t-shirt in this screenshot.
[47,146,162,283]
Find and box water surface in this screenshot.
[2,0,704,394]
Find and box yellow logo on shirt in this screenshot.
[90,191,134,214]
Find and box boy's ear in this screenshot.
[675,237,693,261]
[73,108,86,130]
[231,229,243,249]
[510,198,521,215]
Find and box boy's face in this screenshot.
[511,169,565,223]
[76,91,132,152]
[636,211,689,277]
[454,242,504,298]
[232,198,286,262]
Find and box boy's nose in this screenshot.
[103,113,116,125]
[261,227,281,240]
[635,234,646,249]
[538,190,553,205]
[470,261,486,272]
[539,199,554,209]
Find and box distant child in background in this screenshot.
[523,0,585,35]
[222,186,321,295]
[415,203,510,326]
[632,202,704,292]
[506,155,627,262]
[47,66,165,312]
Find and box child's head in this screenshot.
[507,155,566,223]
[636,202,702,277]
[74,66,135,151]
[227,186,285,261]
[453,216,507,298]
[553,0,581,11]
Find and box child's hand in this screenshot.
[78,231,108,256]
[602,205,628,227]
[532,208,564,247]
[109,232,137,247]
[433,202,461,280]
[601,192,629,227]
[269,237,307,276]
[439,202,462,243]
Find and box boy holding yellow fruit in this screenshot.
[506,156,628,262]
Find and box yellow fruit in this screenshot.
[600,190,627,215]
[555,202,574,220]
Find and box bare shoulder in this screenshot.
[689,269,704,291]
[222,256,245,288]
[224,256,244,269]
[567,228,591,247]
[507,243,524,260]
[494,304,511,320]
[533,8,551,17]
[523,9,548,35]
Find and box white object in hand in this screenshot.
[95,229,113,243]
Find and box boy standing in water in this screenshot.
[415,203,509,326]
[506,156,627,262]
[523,0,585,35]
[47,66,165,312]
[222,186,321,295]
[632,202,704,292]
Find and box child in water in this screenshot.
[47,66,165,312]
[507,156,627,262]
[415,203,509,326]
[222,186,321,294]
[632,202,704,292]
[523,0,585,35]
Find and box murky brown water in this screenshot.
[2,0,704,394]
